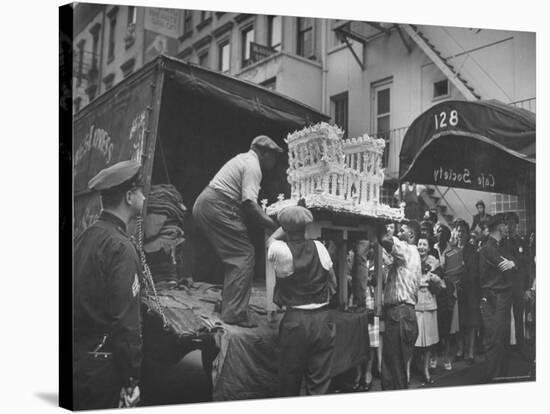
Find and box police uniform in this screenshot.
[479,213,513,383]
[267,206,337,396]
[500,215,529,348]
[73,161,143,410]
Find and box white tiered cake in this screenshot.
[265,122,404,220]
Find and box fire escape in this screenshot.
[333,21,483,225]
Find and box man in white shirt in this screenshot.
[267,205,337,396]
[193,135,282,327]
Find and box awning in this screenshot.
[399,99,535,194]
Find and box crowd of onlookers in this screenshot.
[340,200,536,391]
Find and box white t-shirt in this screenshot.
[209,150,262,203]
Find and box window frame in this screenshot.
[330,91,349,138]
[241,25,255,68]
[218,39,231,73]
[183,10,193,35]
[371,78,393,167]
[198,49,210,68]
[297,17,314,59]
[268,15,282,52]
[107,10,118,63]
[433,79,450,101]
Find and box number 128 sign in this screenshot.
[434,109,459,130]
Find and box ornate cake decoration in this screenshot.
[267,122,404,220]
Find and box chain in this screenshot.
[132,216,168,328]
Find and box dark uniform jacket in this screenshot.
[479,236,513,292]
[74,211,143,385]
[500,235,529,292]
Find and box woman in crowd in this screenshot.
[414,236,445,383]
[453,219,481,363]
[441,226,465,364]
[433,224,456,370]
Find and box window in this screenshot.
[268,16,282,52]
[183,10,193,35]
[433,79,449,99]
[219,41,230,73]
[107,9,118,62]
[89,23,101,80]
[297,17,314,58]
[125,6,136,48]
[197,11,212,29]
[330,92,348,138]
[199,51,209,67]
[127,6,136,26]
[241,26,255,67]
[261,77,277,90]
[76,40,85,86]
[200,11,212,23]
[372,79,392,165]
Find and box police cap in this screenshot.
[487,213,507,231]
[88,160,143,192]
[277,205,313,232]
[250,135,283,153]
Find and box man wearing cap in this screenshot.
[193,135,282,327]
[267,205,337,396]
[500,212,529,353]
[73,160,145,409]
[471,200,492,235]
[479,212,517,382]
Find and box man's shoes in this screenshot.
[444,361,453,371]
[429,358,438,369]
[464,357,475,366]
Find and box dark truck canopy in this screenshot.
[398,99,535,195]
[73,55,328,236]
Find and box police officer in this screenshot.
[479,213,517,383]
[266,205,337,396]
[500,212,530,352]
[73,160,145,409]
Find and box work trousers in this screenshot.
[480,289,512,382]
[352,240,370,307]
[193,186,255,323]
[73,352,121,410]
[511,285,525,348]
[381,304,418,390]
[278,308,336,396]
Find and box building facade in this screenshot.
[72,5,536,234]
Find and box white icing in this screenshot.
[268,123,404,220]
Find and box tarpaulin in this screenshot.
[211,310,369,401]
[142,284,370,401]
[399,100,535,194]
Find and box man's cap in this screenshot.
[277,205,313,232]
[487,213,507,230]
[505,211,520,224]
[88,160,143,192]
[250,135,283,153]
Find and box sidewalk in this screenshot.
[332,347,534,393]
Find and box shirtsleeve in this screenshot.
[391,239,409,265]
[314,241,334,271]
[267,240,294,278]
[241,162,262,202]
